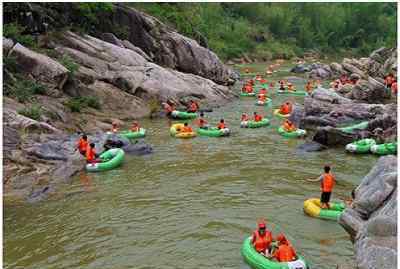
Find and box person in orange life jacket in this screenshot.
[197,112,209,129]
[131,121,140,132]
[391,79,397,95]
[181,122,193,133]
[217,119,226,129]
[259,88,267,96]
[241,113,250,122]
[279,80,285,91]
[260,79,267,84]
[287,83,295,92]
[187,100,199,113]
[86,143,101,164]
[340,74,348,84]
[307,165,336,209]
[253,112,263,122]
[283,119,296,132]
[251,221,273,255]
[76,134,88,156]
[305,81,313,93]
[163,100,176,117]
[258,94,267,102]
[245,84,254,93]
[384,73,395,88]
[279,102,292,115]
[111,122,119,133]
[273,234,297,262]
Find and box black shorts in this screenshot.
[320,192,331,204]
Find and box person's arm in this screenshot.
[306,175,323,182]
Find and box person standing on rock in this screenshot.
[307,165,336,209]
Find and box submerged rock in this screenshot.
[339,156,397,269]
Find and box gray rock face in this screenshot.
[339,156,397,269]
[290,64,311,73]
[8,43,69,89]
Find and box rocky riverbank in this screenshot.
[3,3,238,203]
[339,156,397,269]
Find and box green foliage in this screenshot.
[59,55,79,75]
[74,3,114,32]
[5,75,47,103]
[65,96,101,112]
[131,2,397,59]
[3,23,36,47]
[18,105,43,121]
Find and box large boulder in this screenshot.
[290,64,311,73]
[8,43,69,89]
[339,156,397,269]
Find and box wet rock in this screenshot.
[290,64,310,73]
[101,32,125,48]
[296,141,327,153]
[309,65,332,79]
[339,156,397,269]
[101,133,153,155]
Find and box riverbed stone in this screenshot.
[339,156,397,269]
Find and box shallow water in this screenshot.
[4,63,378,269]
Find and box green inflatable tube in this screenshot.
[278,127,306,138]
[119,128,146,139]
[86,148,125,172]
[338,121,369,134]
[241,118,270,128]
[370,142,397,155]
[197,127,230,137]
[171,110,197,119]
[255,98,272,106]
[240,92,256,97]
[241,237,308,269]
[345,138,376,153]
[277,90,308,96]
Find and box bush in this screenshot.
[18,105,42,121]
[3,23,36,48]
[59,55,79,75]
[65,96,101,112]
[5,76,47,103]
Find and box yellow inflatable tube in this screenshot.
[170,123,196,138]
[303,198,322,217]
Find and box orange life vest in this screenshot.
[274,244,296,262]
[182,126,193,133]
[188,102,198,112]
[391,82,397,94]
[258,95,266,102]
[86,147,96,162]
[77,138,88,153]
[280,104,290,115]
[254,115,262,122]
[259,89,267,95]
[198,118,207,127]
[321,173,335,192]
[217,122,226,129]
[252,230,272,253]
[131,124,140,132]
[241,115,249,121]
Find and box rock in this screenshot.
[4,108,62,134]
[9,43,69,89]
[330,62,346,75]
[312,125,364,146]
[3,37,14,55]
[309,67,331,79]
[290,64,310,73]
[296,141,327,153]
[350,77,390,103]
[112,4,236,85]
[101,32,125,48]
[4,125,21,157]
[342,63,367,79]
[339,156,397,269]
[121,40,152,61]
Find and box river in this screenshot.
[4,62,378,269]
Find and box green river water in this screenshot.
[4,63,378,269]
